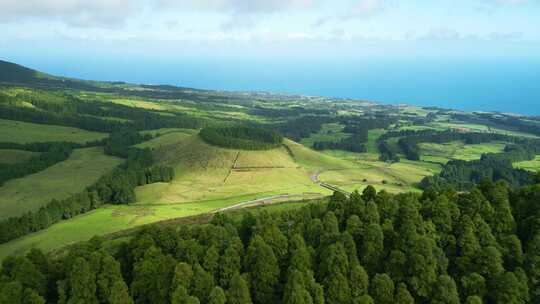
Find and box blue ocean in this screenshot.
[15,56,540,116]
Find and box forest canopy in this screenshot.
[199,126,283,150]
[2,182,540,303]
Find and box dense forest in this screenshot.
[2,182,540,303]
[0,131,175,244]
[200,126,283,150]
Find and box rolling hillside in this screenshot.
[0,59,539,264]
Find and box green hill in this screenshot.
[0,60,47,84]
[135,134,331,205]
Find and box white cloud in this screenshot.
[313,0,386,27]
[345,0,385,18]
[156,0,315,14]
[493,0,529,4]
[0,0,139,28]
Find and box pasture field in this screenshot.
[0,136,349,258]
[84,94,256,122]
[135,129,196,149]
[429,121,538,138]
[284,139,352,170]
[419,141,507,163]
[0,147,123,219]
[366,128,386,154]
[136,136,330,205]
[140,128,199,137]
[317,158,438,194]
[514,156,540,172]
[0,193,320,260]
[300,123,349,147]
[0,119,107,143]
[0,149,39,164]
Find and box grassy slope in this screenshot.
[0,149,39,164]
[429,121,538,138]
[0,119,107,144]
[136,129,197,149]
[136,136,331,205]
[0,147,123,219]
[0,137,345,258]
[317,159,438,194]
[419,141,507,164]
[514,156,540,172]
[366,129,386,154]
[0,195,318,260]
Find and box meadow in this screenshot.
[0,147,123,219]
[419,141,507,164]
[514,156,540,172]
[428,121,539,138]
[0,149,39,164]
[136,135,331,205]
[299,123,349,147]
[0,119,107,143]
[0,192,318,260]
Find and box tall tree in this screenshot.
[394,283,414,304]
[370,273,394,304]
[227,274,252,304]
[431,275,459,304]
[66,257,98,304]
[283,270,313,304]
[191,264,214,303]
[219,245,241,288]
[96,254,132,304]
[131,247,175,304]
[208,286,227,304]
[349,262,369,301]
[324,272,351,304]
[173,262,194,292]
[245,236,280,304]
[203,246,220,278]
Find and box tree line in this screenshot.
[377,141,400,163]
[3,180,540,303]
[420,145,535,191]
[200,126,283,150]
[0,131,175,244]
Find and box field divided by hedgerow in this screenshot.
[0,193,313,260]
[419,141,507,164]
[135,136,330,205]
[0,147,123,219]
